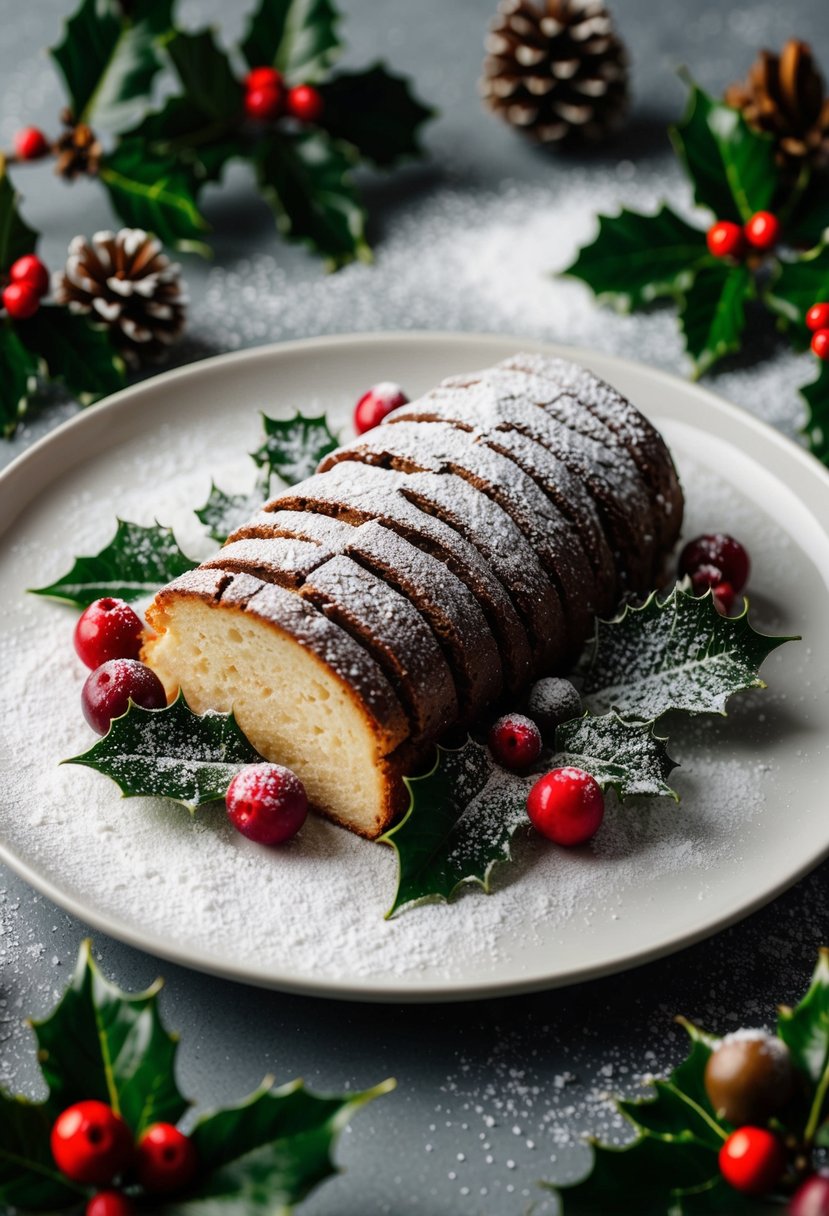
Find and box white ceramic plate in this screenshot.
[1,333,827,1003]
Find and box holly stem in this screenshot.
[803,1058,829,1147]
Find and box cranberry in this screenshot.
[74,598,144,669]
[14,126,49,160]
[744,210,781,251]
[3,280,40,319]
[86,1193,133,1216]
[81,659,166,734]
[679,533,750,594]
[286,84,324,123]
[226,763,308,845]
[806,303,829,333]
[50,1101,133,1186]
[790,1173,829,1215]
[353,382,409,434]
[812,330,829,361]
[245,84,283,121]
[245,66,282,91]
[707,220,744,259]
[135,1123,197,1194]
[9,254,50,297]
[488,713,542,770]
[718,1126,786,1196]
[527,767,605,846]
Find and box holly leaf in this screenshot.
[50,0,174,130]
[252,410,339,485]
[30,939,189,1136]
[0,322,39,437]
[63,691,262,811]
[801,361,829,466]
[319,64,434,168]
[165,28,244,124]
[679,262,754,377]
[554,714,678,801]
[18,306,125,405]
[778,948,829,1086]
[195,482,268,544]
[100,139,211,255]
[255,130,370,269]
[789,177,829,248]
[581,587,796,722]
[124,97,240,185]
[766,245,829,339]
[563,205,710,311]
[0,170,39,273]
[30,518,196,606]
[670,80,778,223]
[0,1091,83,1211]
[241,0,342,83]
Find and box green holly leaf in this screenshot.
[50,0,174,130]
[195,482,268,544]
[100,139,211,255]
[0,322,39,438]
[563,205,710,311]
[256,130,370,269]
[319,64,434,168]
[581,587,796,722]
[801,361,829,466]
[165,28,244,124]
[670,80,778,223]
[766,245,829,339]
[788,177,829,248]
[63,691,262,811]
[18,306,125,405]
[30,939,189,1136]
[252,410,339,484]
[0,1091,83,1211]
[554,714,678,801]
[779,948,829,1086]
[241,0,342,83]
[0,170,39,273]
[124,97,240,185]
[30,518,196,606]
[679,262,754,377]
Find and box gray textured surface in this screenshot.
[2,1,829,1213]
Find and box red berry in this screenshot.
[14,126,49,160]
[135,1123,197,1194]
[3,280,40,319]
[713,581,736,615]
[74,598,144,669]
[679,533,750,594]
[527,767,605,847]
[353,382,409,434]
[87,1193,133,1216]
[707,220,744,259]
[790,1172,829,1215]
[718,1127,786,1196]
[10,254,50,297]
[812,329,829,360]
[806,303,829,332]
[81,659,166,735]
[245,84,283,121]
[51,1101,133,1186]
[286,84,324,124]
[245,66,282,91]
[689,563,723,595]
[488,713,542,770]
[744,210,781,251]
[226,762,308,845]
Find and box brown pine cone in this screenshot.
[53,229,188,368]
[480,0,629,145]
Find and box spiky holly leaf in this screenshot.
[165,28,244,124]
[679,262,754,376]
[241,0,342,83]
[256,130,370,269]
[124,97,239,185]
[319,64,434,168]
[0,323,39,438]
[18,306,125,406]
[788,179,829,248]
[766,246,829,344]
[554,714,678,801]
[252,410,339,485]
[582,587,796,722]
[778,948,829,1086]
[0,170,39,273]
[195,482,269,544]
[563,205,710,312]
[64,691,262,811]
[801,361,829,466]
[50,0,174,130]
[0,1091,83,1211]
[100,140,210,255]
[30,518,196,606]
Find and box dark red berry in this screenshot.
[744,210,780,251]
[3,280,40,319]
[87,1193,133,1216]
[527,767,605,847]
[245,84,283,121]
[707,220,744,259]
[51,1101,133,1186]
[353,382,409,434]
[679,533,750,594]
[718,1126,786,1196]
[14,126,49,160]
[10,254,49,297]
[806,303,829,332]
[135,1123,197,1194]
[286,84,324,123]
[488,713,542,770]
[226,763,308,845]
[812,329,829,360]
[81,659,166,734]
[789,1172,829,1215]
[713,582,736,615]
[74,598,144,669]
[245,66,282,91]
[689,563,723,595]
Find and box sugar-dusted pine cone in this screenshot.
[53,229,187,368]
[725,40,829,177]
[54,107,103,180]
[480,0,629,145]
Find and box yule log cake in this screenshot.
[145,354,684,838]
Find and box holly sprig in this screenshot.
[0,940,393,1213]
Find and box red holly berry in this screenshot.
[812,329,829,361]
[527,767,605,847]
[74,598,144,669]
[718,1126,786,1196]
[81,659,166,734]
[135,1123,197,1194]
[689,563,723,595]
[806,303,829,333]
[488,713,542,770]
[50,1101,134,1186]
[245,66,282,91]
[713,581,736,615]
[10,254,50,297]
[353,382,409,434]
[86,1192,133,1216]
[744,210,781,251]
[3,280,40,319]
[286,84,324,123]
[679,533,750,594]
[245,84,283,121]
[790,1172,829,1215]
[226,762,308,845]
[707,220,744,259]
[14,126,49,160]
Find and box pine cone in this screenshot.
[54,229,188,368]
[54,108,102,180]
[725,40,829,177]
[480,0,629,145]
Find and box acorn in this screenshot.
[704,1030,795,1126]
